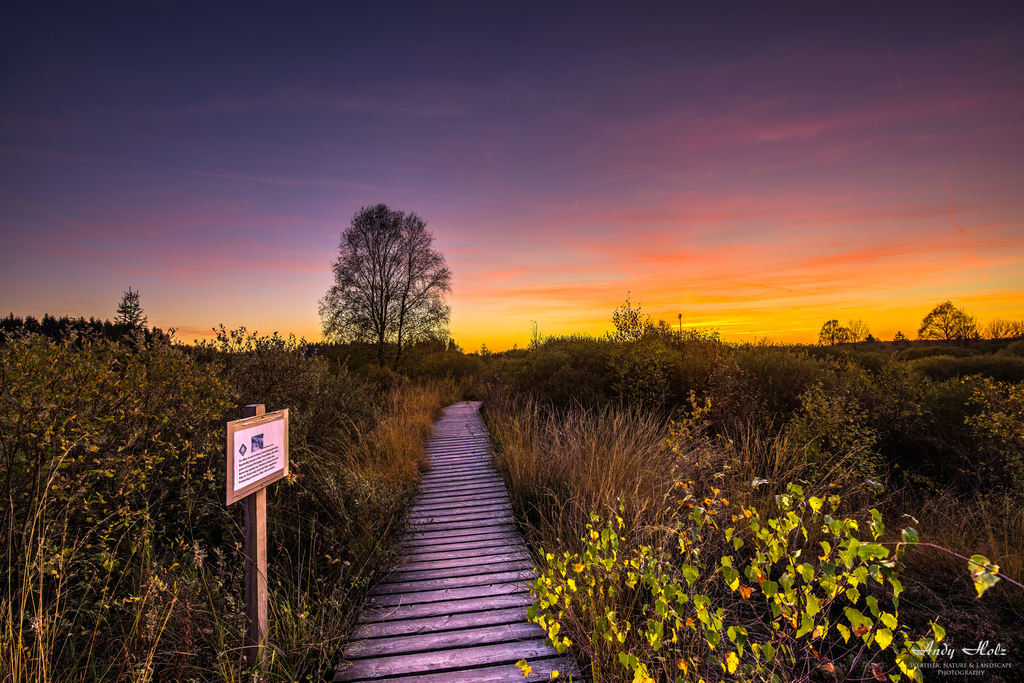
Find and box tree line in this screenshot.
[818,300,1024,346]
[1,288,162,343]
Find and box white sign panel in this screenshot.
[226,409,289,505]
[234,418,285,490]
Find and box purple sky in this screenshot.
[2,2,1022,349]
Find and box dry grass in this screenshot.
[485,397,1024,682]
[485,398,673,553]
[1,365,458,682]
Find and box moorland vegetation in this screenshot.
[482,299,1024,682]
[2,295,1023,682]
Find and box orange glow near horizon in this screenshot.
[2,5,1022,351]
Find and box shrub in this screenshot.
[733,345,826,424]
[503,336,616,409]
[528,488,956,682]
[1,332,235,681]
[1,329,455,682]
[966,378,1024,501]
[784,384,880,487]
[907,354,1024,382]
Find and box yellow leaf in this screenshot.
[725,651,739,674]
[874,628,893,651]
[515,659,532,677]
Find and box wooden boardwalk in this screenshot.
[334,401,579,682]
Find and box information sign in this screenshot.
[226,409,289,505]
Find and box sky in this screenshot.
[2,2,1023,351]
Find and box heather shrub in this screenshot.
[732,344,826,423]
[907,354,1024,382]
[1,330,453,682]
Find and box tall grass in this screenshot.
[0,331,457,682]
[486,398,671,553]
[485,396,1024,681]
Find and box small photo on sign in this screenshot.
[252,433,264,451]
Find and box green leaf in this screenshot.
[844,606,867,630]
[901,527,919,543]
[836,623,851,643]
[796,612,814,638]
[865,595,879,616]
[931,621,946,643]
[682,564,699,586]
[869,508,885,539]
[857,543,889,561]
[705,628,720,648]
[875,627,893,650]
[805,593,820,617]
[968,555,1001,598]
[809,496,824,513]
[722,566,740,590]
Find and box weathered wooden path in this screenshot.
[334,401,579,682]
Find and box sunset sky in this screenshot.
[2,2,1022,351]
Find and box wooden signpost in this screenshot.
[226,404,289,669]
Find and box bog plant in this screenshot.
[527,485,1004,683]
[1,329,458,682]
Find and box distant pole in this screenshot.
[678,313,682,335]
[243,404,268,670]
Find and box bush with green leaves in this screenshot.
[527,483,1006,683]
[784,383,880,487]
[966,377,1024,501]
[1,331,236,681]
[1,328,456,682]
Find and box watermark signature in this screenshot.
[910,641,1013,678]
[912,640,1009,658]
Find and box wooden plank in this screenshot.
[402,533,523,554]
[358,593,535,623]
[351,606,528,640]
[416,481,506,496]
[344,621,545,659]
[371,569,537,596]
[403,524,520,544]
[409,509,512,525]
[423,452,491,462]
[408,509,512,524]
[394,543,527,564]
[390,555,533,578]
[415,484,508,498]
[407,516,514,533]
[421,465,493,475]
[334,638,558,680]
[423,453,491,463]
[421,469,495,479]
[404,537,526,557]
[386,559,535,583]
[408,500,510,517]
[419,473,504,486]
[366,580,530,608]
[336,401,574,683]
[415,481,507,497]
[341,657,578,683]
[409,494,510,512]
[403,523,519,542]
